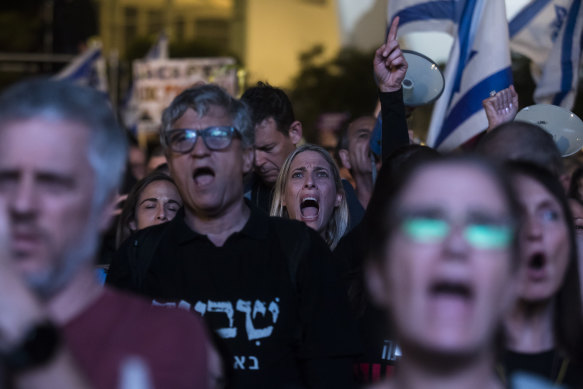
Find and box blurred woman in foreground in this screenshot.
[365,155,520,389]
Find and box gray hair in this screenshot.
[0,78,128,212]
[160,83,253,149]
[0,78,128,297]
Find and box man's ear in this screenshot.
[242,147,254,174]
[338,149,351,170]
[365,261,391,307]
[288,121,303,146]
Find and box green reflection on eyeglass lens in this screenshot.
[402,217,512,249]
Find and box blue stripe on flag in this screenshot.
[552,0,581,105]
[508,0,552,38]
[452,0,479,94]
[65,50,102,81]
[394,0,458,26]
[435,66,513,147]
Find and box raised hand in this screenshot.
[374,16,408,93]
[482,85,519,131]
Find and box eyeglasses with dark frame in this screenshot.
[165,127,241,153]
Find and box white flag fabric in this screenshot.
[388,0,513,150]
[122,33,169,132]
[510,0,583,108]
[54,42,108,93]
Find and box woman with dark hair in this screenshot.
[116,171,182,248]
[503,161,583,386]
[364,155,522,389]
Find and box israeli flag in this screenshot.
[54,42,108,93]
[388,0,513,151]
[510,0,583,109]
[121,33,169,133]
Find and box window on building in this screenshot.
[124,7,138,45]
[148,9,164,35]
[175,16,185,41]
[195,19,230,48]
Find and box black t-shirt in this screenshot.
[504,349,582,388]
[108,204,361,389]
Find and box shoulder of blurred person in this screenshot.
[63,286,208,389]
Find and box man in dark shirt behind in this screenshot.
[241,82,303,212]
[108,84,361,389]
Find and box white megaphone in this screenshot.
[515,104,583,157]
[401,50,445,106]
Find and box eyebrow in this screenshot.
[255,143,275,149]
[139,197,159,206]
[291,166,332,177]
[536,199,561,211]
[0,170,76,187]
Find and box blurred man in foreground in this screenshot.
[0,79,208,388]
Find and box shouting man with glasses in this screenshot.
[108,84,361,389]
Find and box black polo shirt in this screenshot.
[108,203,361,389]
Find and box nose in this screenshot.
[190,134,211,158]
[524,214,543,240]
[442,224,470,259]
[254,149,265,167]
[303,173,315,188]
[10,176,37,220]
[156,206,168,221]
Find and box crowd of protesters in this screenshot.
[0,16,582,389]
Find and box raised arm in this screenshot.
[482,85,519,131]
[374,17,410,160]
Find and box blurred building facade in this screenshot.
[97,0,233,58]
[96,0,353,88]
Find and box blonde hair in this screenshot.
[270,144,349,249]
